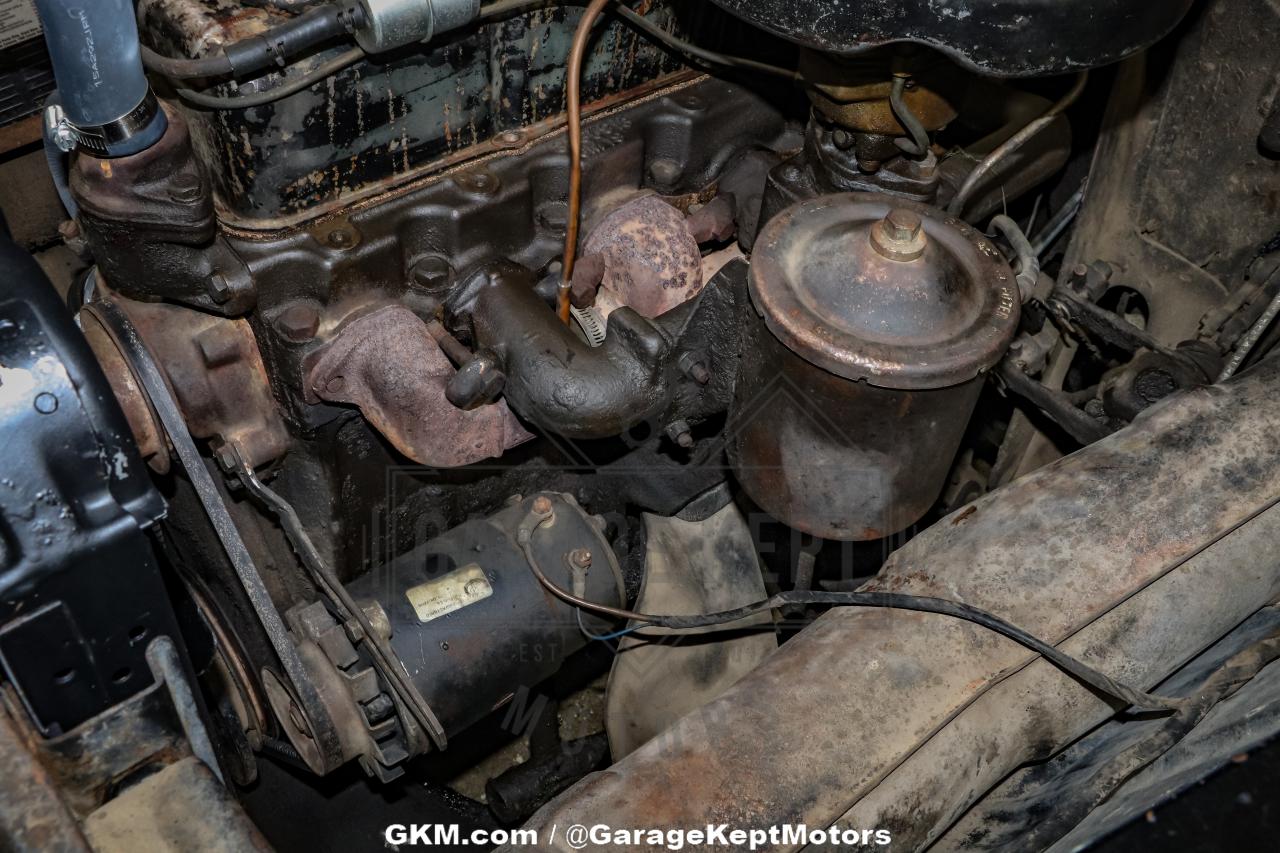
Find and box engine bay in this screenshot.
[1,0,1279,849]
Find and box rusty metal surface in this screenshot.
[82,757,270,852]
[730,194,1016,539]
[0,700,90,852]
[80,307,170,474]
[604,500,776,758]
[513,355,1280,852]
[306,304,532,467]
[583,195,705,320]
[728,320,984,540]
[749,193,1019,390]
[107,298,291,469]
[2,681,189,820]
[799,49,961,134]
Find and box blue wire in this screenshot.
[576,610,645,642]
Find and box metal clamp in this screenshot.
[44,89,165,155]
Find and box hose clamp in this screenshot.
[44,89,166,157]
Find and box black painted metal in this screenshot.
[711,0,1195,77]
[451,258,747,439]
[139,1,735,225]
[344,493,621,738]
[0,225,177,735]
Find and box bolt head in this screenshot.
[326,229,354,249]
[456,171,499,194]
[409,256,454,294]
[213,443,239,472]
[870,208,927,261]
[531,496,553,515]
[208,273,231,303]
[885,209,923,241]
[276,303,320,342]
[288,703,311,736]
[569,548,592,569]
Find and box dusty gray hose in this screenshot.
[990,214,1039,301]
[948,72,1088,218]
[889,74,931,157]
[1218,287,1280,381]
[1032,184,1086,257]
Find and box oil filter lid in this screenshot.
[749,193,1020,390]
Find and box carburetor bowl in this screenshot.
[728,193,1020,540]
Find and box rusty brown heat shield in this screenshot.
[512,356,1280,851]
[306,305,532,468]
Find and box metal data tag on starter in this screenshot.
[406,564,494,623]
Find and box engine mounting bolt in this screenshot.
[679,352,711,384]
[870,208,927,261]
[532,496,553,515]
[569,548,592,569]
[276,303,320,342]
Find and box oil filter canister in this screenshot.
[728,193,1020,539]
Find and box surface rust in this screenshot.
[116,298,291,469]
[513,356,1280,851]
[584,195,705,320]
[306,304,533,467]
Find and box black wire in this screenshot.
[610,4,800,82]
[168,0,797,110]
[141,44,234,80]
[518,511,1184,714]
[173,47,365,110]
